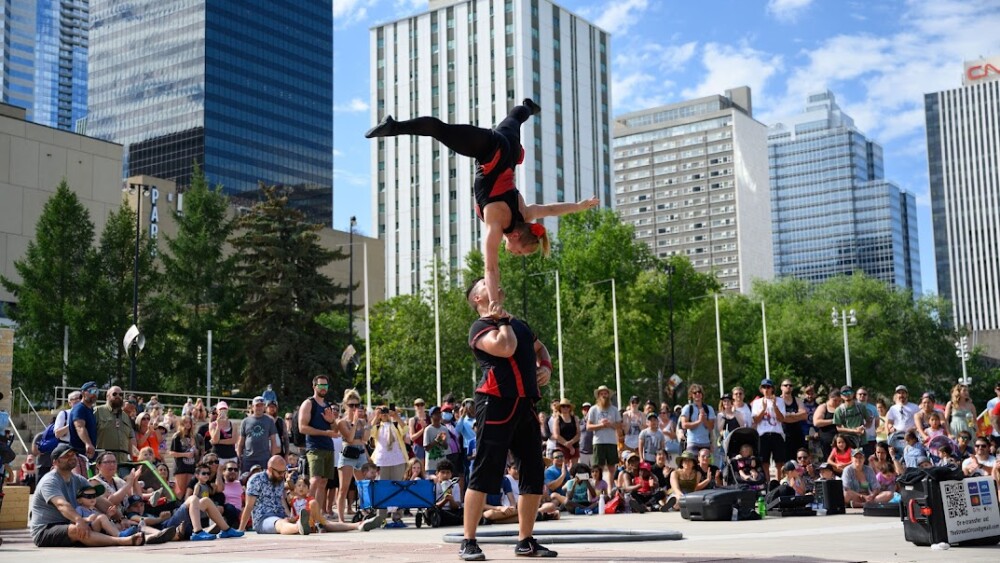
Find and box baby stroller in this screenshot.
[355,478,437,527]
[722,427,767,491]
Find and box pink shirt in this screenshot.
[223,480,243,511]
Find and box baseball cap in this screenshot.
[646,412,657,420]
[840,386,854,395]
[441,405,453,413]
[78,482,106,497]
[252,396,265,405]
[81,381,98,393]
[895,385,908,392]
[51,443,77,460]
[429,406,441,416]
[760,378,774,387]
[629,395,640,403]
[852,448,866,458]
[413,398,426,406]
[721,393,733,402]
[817,462,832,471]
[581,402,592,408]
[267,398,278,406]
[639,462,652,471]
[783,461,799,473]
[215,401,229,411]
[125,494,144,506]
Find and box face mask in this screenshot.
[442,413,454,423]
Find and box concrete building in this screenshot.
[86,0,334,225]
[371,0,611,296]
[925,56,1000,359]
[0,0,89,131]
[0,102,124,308]
[768,91,920,291]
[612,87,773,292]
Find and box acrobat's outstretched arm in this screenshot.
[482,217,505,318]
[523,196,599,222]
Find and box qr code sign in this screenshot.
[944,482,968,519]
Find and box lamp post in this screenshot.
[590,279,621,406]
[337,240,371,410]
[955,336,970,385]
[761,300,770,381]
[714,293,724,395]
[122,183,151,391]
[530,270,564,398]
[348,216,356,352]
[831,307,857,387]
[664,264,676,377]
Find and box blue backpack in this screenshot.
[37,413,65,454]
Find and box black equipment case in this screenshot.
[679,488,759,521]
[899,469,1000,547]
[814,478,846,515]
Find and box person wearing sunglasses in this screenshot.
[70,381,101,461]
[95,385,136,471]
[187,462,244,541]
[297,375,338,517]
[240,455,341,535]
[335,389,370,524]
[236,397,280,474]
[679,384,715,456]
[752,378,788,481]
[961,440,996,477]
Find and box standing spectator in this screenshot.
[731,387,753,428]
[716,393,741,465]
[856,387,879,458]
[875,398,890,442]
[944,384,977,438]
[885,385,920,436]
[424,406,448,474]
[752,378,787,480]
[638,413,665,464]
[586,385,622,486]
[912,393,941,443]
[237,396,280,473]
[70,382,99,461]
[680,384,715,454]
[32,427,53,482]
[297,375,338,519]
[370,405,410,526]
[834,387,870,453]
[408,398,429,463]
[133,413,162,463]
[552,398,580,464]
[335,389,370,523]
[210,402,238,466]
[779,380,807,463]
[578,402,594,466]
[53,391,82,445]
[622,396,644,453]
[456,398,478,477]
[962,438,997,477]
[266,399,288,457]
[170,415,200,498]
[800,385,819,442]
[95,385,136,468]
[658,402,680,459]
[194,404,211,454]
[813,390,842,460]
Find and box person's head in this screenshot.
[441,405,454,423]
[290,474,310,497]
[938,444,954,460]
[286,452,299,468]
[719,393,733,412]
[760,379,775,396]
[156,463,170,480]
[780,380,794,396]
[215,401,229,419]
[688,384,704,403]
[856,387,869,403]
[251,396,266,415]
[874,441,891,460]
[625,455,640,472]
[678,451,697,470]
[740,443,754,458]
[177,414,194,437]
[435,459,454,482]
[551,451,565,467]
[266,455,287,485]
[928,411,942,428]
[342,389,362,417]
[195,462,213,483]
[96,451,118,475]
[628,395,640,409]
[312,375,330,398]
[904,429,918,445]
[803,385,816,402]
[655,449,668,466]
[732,386,746,403]
[406,457,425,479]
[137,446,155,462]
[840,386,855,403]
[80,381,99,405]
[51,443,79,473]
[413,398,426,413]
[559,398,573,418]
[796,449,812,467]
[638,461,652,476]
[958,431,973,447]
[107,385,124,409]
[894,385,909,404]
[590,465,602,481]
[462,398,475,417]
[698,448,712,465]
[25,454,35,465]
[919,393,934,411]
[582,402,592,416]
[646,412,658,428]
[975,438,992,458]
[67,390,82,408]
[917,456,933,468]
[818,463,835,480]
[266,400,279,417]
[125,495,144,514]
[594,385,611,408]
[827,389,843,407]
[783,461,799,476]
[77,484,104,509]
[429,406,442,425]
[876,398,888,416]
[851,448,866,466]
[465,277,504,315]
[135,411,151,432]
[504,221,550,257]
[508,461,521,480]
[223,461,240,482]
[834,434,848,452]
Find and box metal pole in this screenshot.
[62,325,68,388]
[433,253,442,406]
[668,268,676,376]
[761,300,770,380]
[555,270,564,398]
[130,188,142,391]
[364,244,372,411]
[207,330,213,408]
[348,216,355,351]
[611,279,621,408]
[842,311,852,388]
[715,293,724,395]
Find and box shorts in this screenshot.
[256,516,282,534]
[34,523,81,547]
[759,432,787,465]
[306,449,337,480]
[592,443,619,467]
[336,448,368,470]
[468,394,544,496]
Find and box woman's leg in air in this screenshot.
[365,116,495,160]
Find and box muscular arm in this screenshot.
[74,419,94,449]
[298,400,325,437]
[481,207,507,314]
[239,495,256,531]
[476,324,518,358]
[534,338,552,387]
[523,196,598,222]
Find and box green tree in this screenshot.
[1,181,97,396]
[230,185,350,400]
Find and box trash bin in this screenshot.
[898,467,1000,547]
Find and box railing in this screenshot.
[13,386,45,427]
[51,386,257,416]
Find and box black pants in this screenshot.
[469,395,544,496]
[387,105,533,162]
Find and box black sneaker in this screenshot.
[459,539,486,561]
[364,115,398,138]
[515,536,557,558]
[522,98,541,115]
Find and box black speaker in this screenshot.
[814,478,845,515]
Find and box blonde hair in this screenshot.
[342,388,362,411]
[515,222,551,257]
[950,384,966,406]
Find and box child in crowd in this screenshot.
[75,484,128,537]
[874,461,896,492]
[286,452,300,474]
[406,458,427,480]
[287,475,370,534]
[902,430,928,468]
[431,460,464,526]
[187,462,244,541]
[19,454,36,491]
[563,463,598,514]
[780,462,808,496]
[817,462,838,481]
[735,444,761,482]
[633,462,666,511]
[589,465,609,501]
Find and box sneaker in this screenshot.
[385,520,407,528]
[119,525,141,538]
[522,98,542,116]
[459,539,486,561]
[298,513,311,536]
[149,488,163,507]
[415,512,423,528]
[515,536,558,558]
[661,496,677,512]
[361,516,381,532]
[364,115,398,138]
[190,530,217,541]
[218,528,244,539]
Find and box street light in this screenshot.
[589,278,621,406]
[664,263,676,378]
[348,216,356,353]
[336,239,372,410]
[762,300,771,381]
[956,336,970,385]
[529,270,564,398]
[831,307,858,387]
[122,183,151,391]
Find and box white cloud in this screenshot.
[682,43,783,103]
[333,148,344,157]
[334,168,369,188]
[334,98,370,113]
[333,0,377,28]
[592,0,650,35]
[766,0,814,23]
[611,41,696,112]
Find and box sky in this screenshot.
[332,0,1000,296]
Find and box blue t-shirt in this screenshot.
[455,416,477,454]
[681,403,716,446]
[69,403,96,453]
[485,476,512,506]
[544,464,568,495]
[246,471,287,524]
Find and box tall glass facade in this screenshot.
[0,0,88,131]
[769,91,920,291]
[87,1,333,225]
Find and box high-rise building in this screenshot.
[925,56,1000,358]
[86,1,333,225]
[769,91,920,291]
[612,87,772,293]
[0,0,88,131]
[371,0,611,296]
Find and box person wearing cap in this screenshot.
[29,443,175,547]
[578,402,594,466]
[70,382,100,460]
[210,401,239,467]
[552,398,580,465]
[265,398,288,458]
[423,405,448,474]
[885,385,919,437]
[409,398,430,463]
[622,396,644,452]
[834,386,871,453]
[638,412,665,465]
[842,448,893,508]
[95,385,136,470]
[779,461,807,496]
[461,277,557,560]
[236,396,280,474]
[751,378,787,480]
[297,375,338,515]
[586,385,622,487]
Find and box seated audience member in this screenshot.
[696,448,722,489]
[431,460,464,527]
[239,456,305,535]
[826,434,853,476]
[219,461,245,512]
[287,475,374,533]
[501,462,561,521]
[817,462,838,481]
[780,462,808,496]
[563,463,598,514]
[74,484,127,537]
[406,457,426,480]
[795,449,818,494]
[652,450,672,489]
[733,443,761,481]
[481,475,518,524]
[843,449,894,508]
[954,431,974,460]
[634,462,667,510]
[902,430,928,468]
[873,462,898,494]
[665,451,700,511]
[544,451,570,506]
[20,454,37,491]
[936,444,961,467]
[962,438,997,477]
[615,455,646,512]
[187,463,244,541]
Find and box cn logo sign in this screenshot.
[967,63,1000,82]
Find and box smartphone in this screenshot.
[576,473,590,482]
[389,403,395,412]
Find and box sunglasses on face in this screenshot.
[692,390,703,395]
[206,460,219,465]
[198,472,212,476]
[781,384,792,388]
[975,444,989,449]
[315,383,330,388]
[347,403,361,408]
[78,493,98,499]
[225,467,239,472]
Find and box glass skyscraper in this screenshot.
[768,91,920,291]
[0,0,88,131]
[87,1,333,225]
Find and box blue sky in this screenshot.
[333,0,1000,296]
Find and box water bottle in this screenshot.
[757,496,767,518]
[598,494,606,514]
[731,506,739,521]
[624,493,633,514]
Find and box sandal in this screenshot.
[130,532,146,546]
[147,526,177,545]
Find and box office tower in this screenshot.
[371,0,611,296]
[613,87,772,293]
[87,1,333,225]
[926,57,1000,357]
[0,0,88,131]
[769,91,920,291]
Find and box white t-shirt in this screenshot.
[503,474,520,506]
[586,405,622,445]
[437,479,462,508]
[961,455,996,477]
[886,402,919,434]
[751,396,786,436]
[734,404,753,428]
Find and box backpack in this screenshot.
[290,405,305,448]
[37,422,61,454]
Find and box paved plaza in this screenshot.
[2,508,998,562]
